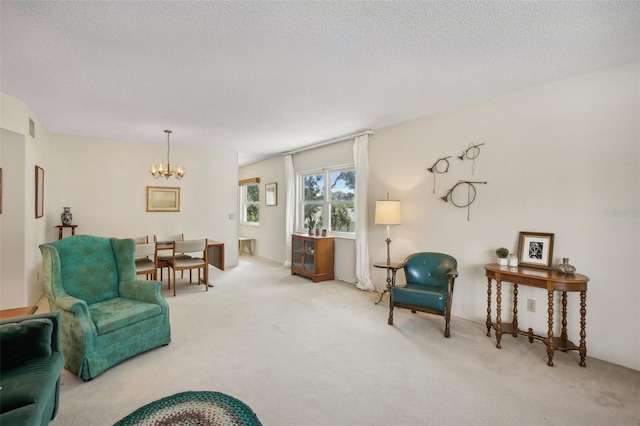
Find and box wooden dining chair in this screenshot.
[168,239,208,296]
[154,234,190,285]
[134,242,158,280]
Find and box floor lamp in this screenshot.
[375,194,402,265]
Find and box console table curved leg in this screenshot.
[496,280,502,349]
[579,291,587,367]
[547,290,554,367]
[486,278,492,336]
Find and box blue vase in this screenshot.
[61,207,73,226]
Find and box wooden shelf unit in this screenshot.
[291,234,334,282]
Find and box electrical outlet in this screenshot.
[527,299,536,312]
[228,213,235,220]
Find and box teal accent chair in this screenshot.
[0,312,65,425]
[388,252,458,337]
[39,235,171,380]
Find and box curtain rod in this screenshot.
[282,130,374,156]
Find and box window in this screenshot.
[298,167,355,235]
[241,183,260,225]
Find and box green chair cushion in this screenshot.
[88,297,162,335]
[391,284,446,312]
[0,319,52,371]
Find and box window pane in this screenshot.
[304,175,324,201]
[247,184,259,202]
[331,202,355,232]
[330,171,355,202]
[246,204,259,222]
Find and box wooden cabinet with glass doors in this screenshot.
[291,235,334,282]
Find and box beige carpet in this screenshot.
[48,255,639,426]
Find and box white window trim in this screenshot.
[240,183,260,226]
[296,165,355,238]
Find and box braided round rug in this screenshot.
[114,391,262,426]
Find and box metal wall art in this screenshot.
[426,156,451,194]
[457,142,484,175]
[440,180,487,221]
[427,143,488,220]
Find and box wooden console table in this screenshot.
[484,263,589,367]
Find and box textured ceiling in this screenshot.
[1,1,639,165]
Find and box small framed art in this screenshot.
[517,231,554,269]
[265,183,277,206]
[147,186,180,212]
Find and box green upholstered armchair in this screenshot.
[39,235,171,380]
[388,252,458,337]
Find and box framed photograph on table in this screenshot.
[517,231,554,269]
[35,166,44,218]
[147,186,180,212]
[265,182,277,206]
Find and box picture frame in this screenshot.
[265,182,277,206]
[517,231,554,269]
[146,186,180,212]
[35,166,44,218]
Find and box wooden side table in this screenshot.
[373,262,406,305]
[484,263,589,367]
[55,225,78,240]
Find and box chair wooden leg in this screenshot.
[173,269,177,297]
[388,306,394,325]
[444,311,451,338]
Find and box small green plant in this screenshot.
[306,216,317,230]
[495,247,509,258]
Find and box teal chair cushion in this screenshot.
[55,235,119,304]
[391,284,446,312]
[88,297,162,335]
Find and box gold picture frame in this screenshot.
[517,231,554,269]
[35,166,44,218]
[147,186,180,212]
[265,182,277,206]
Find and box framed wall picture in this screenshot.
[146,186,180,212]
[517,231,554,269]
[35,166,44,218]
[265,182,277,206]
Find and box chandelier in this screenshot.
[149,129,185,179]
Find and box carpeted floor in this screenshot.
[47,255,640,426]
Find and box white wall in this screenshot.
[47,134,239,266]
[240,61,639,370]
[368,61,639,370]
[239,156,287,262]
[240,140,358,283]
[0,93,51,310]
[1,91,239,310]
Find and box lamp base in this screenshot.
[385,238,391,265]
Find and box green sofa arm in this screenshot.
[0,312,65,425]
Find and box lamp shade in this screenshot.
[375,200,401,225]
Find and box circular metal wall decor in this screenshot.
[457,142,484,175]
[426,156,451,194]
[440,180,487,221]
